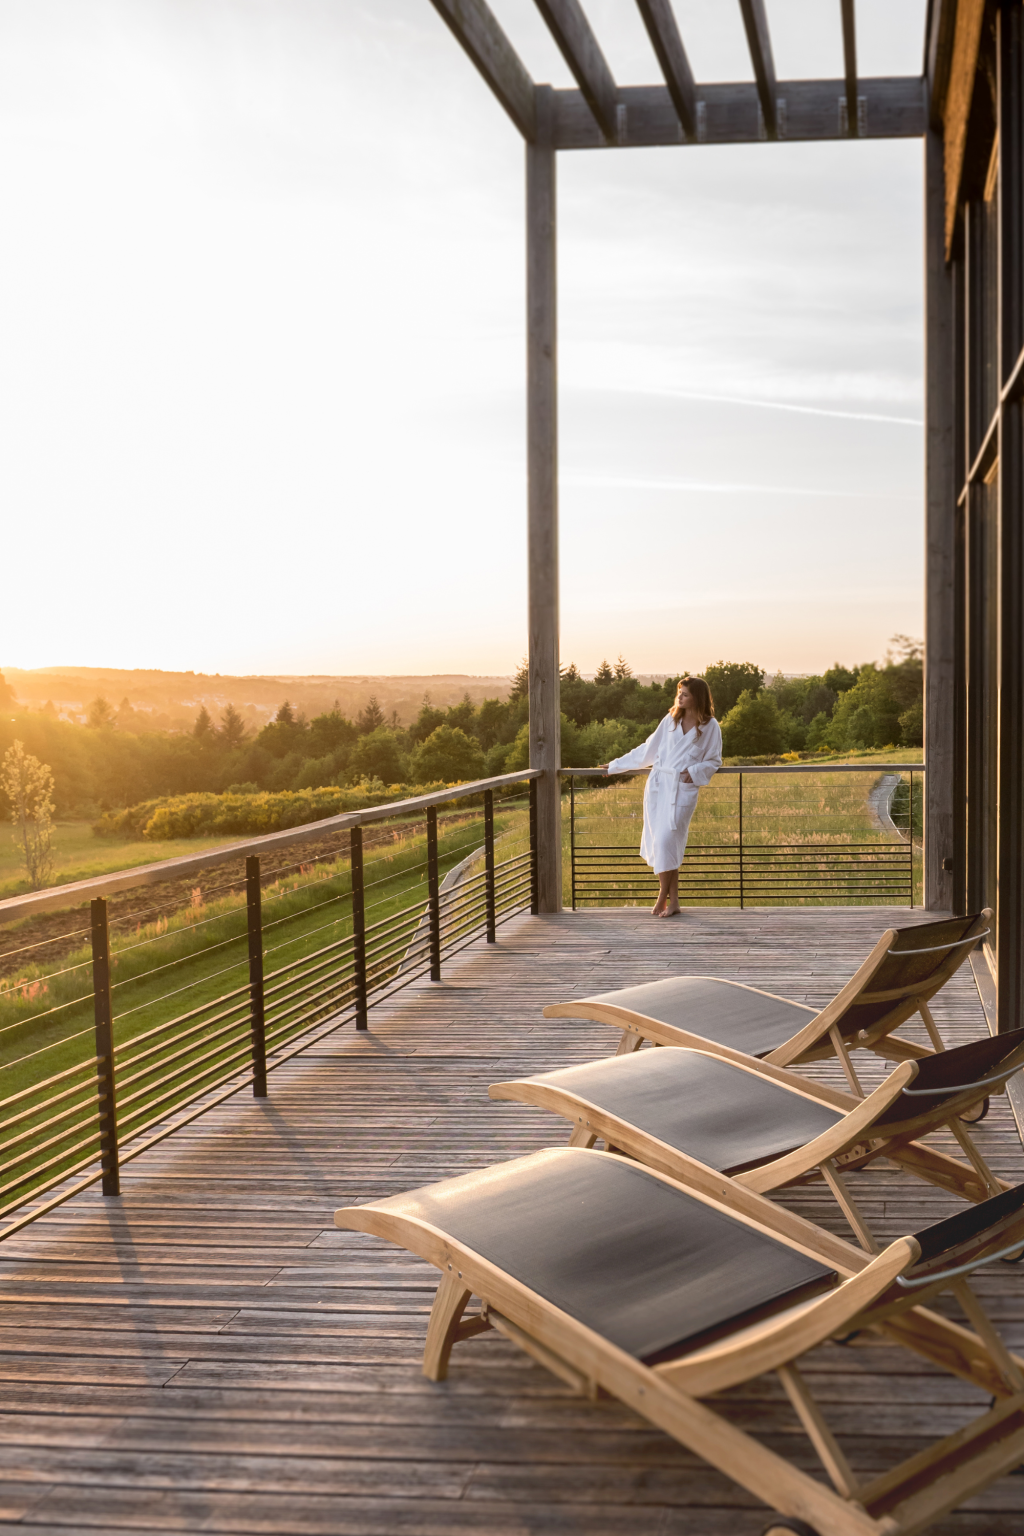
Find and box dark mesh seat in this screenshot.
[521,1049,844,1173]
[870,1030,1024,1130]
[582,976,814,1057]
[399,1150,836,1362]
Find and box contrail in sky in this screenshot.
[562,472,915,498]
[592,386,924,428]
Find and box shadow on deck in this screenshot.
[0,907,1019,1534]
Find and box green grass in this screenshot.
[0,821,242,900]
[0,799,532,1219]
[564,762,923,907]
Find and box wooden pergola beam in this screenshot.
[738,0,778,139]
[553,76,926,150]
[428,0,537,140]
[634,0,698,140]
[941,0,987,257]
[841,0,858,137]
[533,0,619,140]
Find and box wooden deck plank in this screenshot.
[0,906,1020,1534]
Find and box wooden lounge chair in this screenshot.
[336,1146,1024,1536]
[542,910,993,1104]
[489,1030,1024,1252]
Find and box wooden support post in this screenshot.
[350,827,368,1029]
[997,6,1024,1031]
[527,86,562,914]
[925,123,958,913]
[89,898,120,1196]
[427,806,442,981]
[245,856,268,1097]
[484,790,496,943]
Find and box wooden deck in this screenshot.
[0,906,1021,1535]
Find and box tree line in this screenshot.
[0,643,922,826]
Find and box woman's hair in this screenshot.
[670,676,714,736]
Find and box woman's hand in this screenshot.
[679,769,694,784]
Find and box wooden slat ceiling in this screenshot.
[428,0,929,147]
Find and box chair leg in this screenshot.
[947,1117,1003,1199]
[828,1025,865,1097]
[777,1363,860,1499]
[819,1160,879,1254]
[952,1279,1024,1394]
[567,1123,598,1148]
[423,1272,473,1381]
[615,1029,645,1056]
[918,999,946,1052]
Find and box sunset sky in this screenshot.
[0,0,928,681]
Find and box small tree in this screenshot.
[193,705,214,740]
[561,662,581,682]
[510,657,530,698]
[613,654,632,680]
[0,672,16,709]
[1,741,56,890]
[356,695,385,734]
[594,658,614,685]
[87,697,115,730]
[220,703,248,748]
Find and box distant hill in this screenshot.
[3,668,517,732]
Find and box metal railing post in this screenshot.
[245,856,268,1097]
[484,791,496,942]
[910,771,915,908]
[570,775,577,910]
[90,898,120,1196]
[351,826,368,1027]
[529,776,540,915]
[738,772,745,910]
[427,807,442,980]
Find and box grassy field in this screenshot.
[0,798,531,1217]
[564,754,924,907]
[0,821,241,900]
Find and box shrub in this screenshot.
[899,699,924,747]
[92,781,451,841]
[412,726,485,784]
[720,690,787,756]
[348,728,407,786]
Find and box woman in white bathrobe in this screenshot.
[601,677,722,917]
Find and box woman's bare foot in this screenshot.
[660,905,681,917]
[651,896,667,917]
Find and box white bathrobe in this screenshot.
[607,714,723,872]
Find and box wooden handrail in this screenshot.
[0,770,542,926]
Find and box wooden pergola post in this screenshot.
[526,85,562,912]
[924,123,958,913]
[996,2,1024,1030]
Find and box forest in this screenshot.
[0,643,923,838]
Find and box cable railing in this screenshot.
[0,771,539,1239]
[562,763,924,909]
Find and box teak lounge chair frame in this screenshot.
[336,1147,1024,1536]
[542,911,993,1102]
